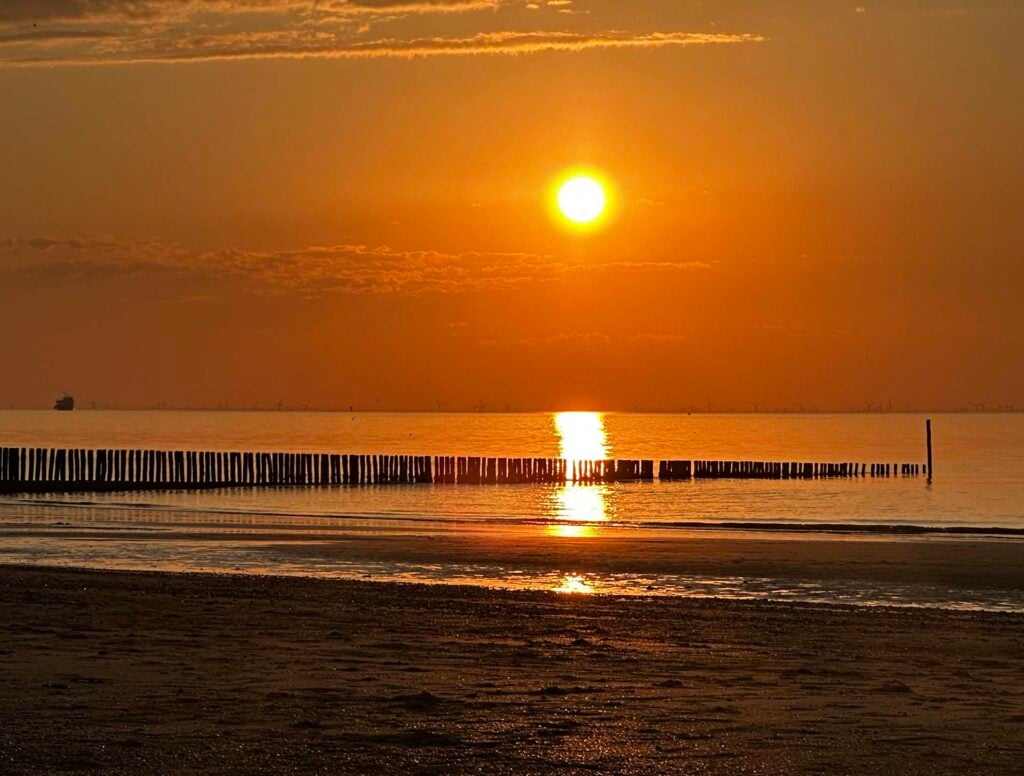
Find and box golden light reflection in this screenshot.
[549,412,612,537]
[545,487,608,537]
[554,411,608,463]
[553,574,594,594]
[546,523,598,539]
[556,484,608,522]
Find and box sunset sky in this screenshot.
[1,0,1021,411]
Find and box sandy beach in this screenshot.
[3,565,1024,774]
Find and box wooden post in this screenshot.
[926,418,933,482]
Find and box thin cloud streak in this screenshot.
[0,0,763,67]
[0,30,763,67]
[0,1,504,24]
[0,236,711,296]
[478,330,688,348]
[0,29,119,45]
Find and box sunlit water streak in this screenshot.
[555,411,609,463]
[552,412,611,527]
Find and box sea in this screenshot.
[1,411,1022,610]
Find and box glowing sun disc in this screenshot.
[557,175,606,224]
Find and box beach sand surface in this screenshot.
[2,565,1024,774]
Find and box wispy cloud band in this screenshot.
[0,236,711,296]
[0,0,763,67]
[0,1,503,25]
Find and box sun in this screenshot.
[555,174,608,226]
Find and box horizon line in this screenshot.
[0,407,1019,416]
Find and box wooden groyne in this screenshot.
[667,460,925,480]
[0,446,926,494]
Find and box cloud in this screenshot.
[479,330,687,348]
[0,29,118,45]
[337,31,760,61]
[0,0,763,67]
[480,331,613,347]
[0,236,711,296]
[0,1,503,24]
[626,332,687,344]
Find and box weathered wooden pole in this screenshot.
[926,418,933,482]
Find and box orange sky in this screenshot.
[0,1,1021,411]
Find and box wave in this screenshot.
[1,496,1023,538]
[650,520,1024,536]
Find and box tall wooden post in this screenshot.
[926,418,933,482]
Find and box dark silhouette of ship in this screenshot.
[54,394,74,411]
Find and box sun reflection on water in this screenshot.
[546,523,598,538]
[553,574,594,594]
[549,412,613,537]
[554,411,609,463]
[556,485,608,522]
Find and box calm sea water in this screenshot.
[1,411,1022,609]
[1,410,1021,529]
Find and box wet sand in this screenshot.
[3,566,1024,774]
[270,529,1024,590]
[6,523,1024,605]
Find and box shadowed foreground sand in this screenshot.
[2,566,1024,774]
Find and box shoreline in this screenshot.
[5,521,1024,611]
[3,565,1024,773]
[6,561,1024,617]
[7,561,1024,616]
